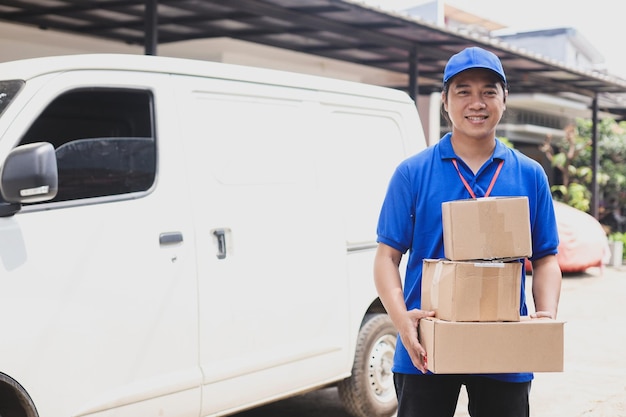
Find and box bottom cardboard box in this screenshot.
[419,317,564,374]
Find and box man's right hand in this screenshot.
[397,309,435,373]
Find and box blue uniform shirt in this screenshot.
[376,133,559,382]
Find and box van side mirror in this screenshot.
[1,142,58,204]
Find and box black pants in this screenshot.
[394,373,531,417]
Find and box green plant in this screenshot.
[540,118,626,219]
[550,183,590,212]
[609,231,626,243]
[608,232,626,260]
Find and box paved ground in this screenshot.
[234,265,626,417]
[533,265,626,417]
[454,264,626,417]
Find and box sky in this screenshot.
[360,0,626,79]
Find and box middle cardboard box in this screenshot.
[422,259,522,322]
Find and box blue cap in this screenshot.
[443,47,506,84]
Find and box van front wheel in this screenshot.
[338,313,397,417]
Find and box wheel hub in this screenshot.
[368,334,396,401]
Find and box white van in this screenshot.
[0,54,425,417]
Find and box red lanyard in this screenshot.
[451,159,504,198]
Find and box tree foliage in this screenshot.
[539,118,626,231]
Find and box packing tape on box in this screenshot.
[477,204,513,258]
[430,260,443,309]
[473,262,505,268]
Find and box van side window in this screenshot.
[18,89,156,202]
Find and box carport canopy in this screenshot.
[2,0,626,99]
[2,0,626,216]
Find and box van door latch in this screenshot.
[159,231,183,245]
[212,228,230,259]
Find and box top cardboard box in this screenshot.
[442,197,532,261]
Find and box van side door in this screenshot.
[174,75,351,415]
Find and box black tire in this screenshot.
[338,313,397,417]
[0,373,38,417]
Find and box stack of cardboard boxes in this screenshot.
[419,197,564,374]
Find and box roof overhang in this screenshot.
[1,0,626,115]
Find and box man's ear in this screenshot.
[441,91,448,112]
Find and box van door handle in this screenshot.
[212,228,228,259]
[159,231,183,245]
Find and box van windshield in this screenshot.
[0,80,25,118]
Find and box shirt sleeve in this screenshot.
[529,168,560,260]
[376,163,415,254]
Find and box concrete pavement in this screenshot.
[455,264,626,417]
[530,264,626,417]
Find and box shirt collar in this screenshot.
[439,132,507,161]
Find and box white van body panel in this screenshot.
[0,54,425,417]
